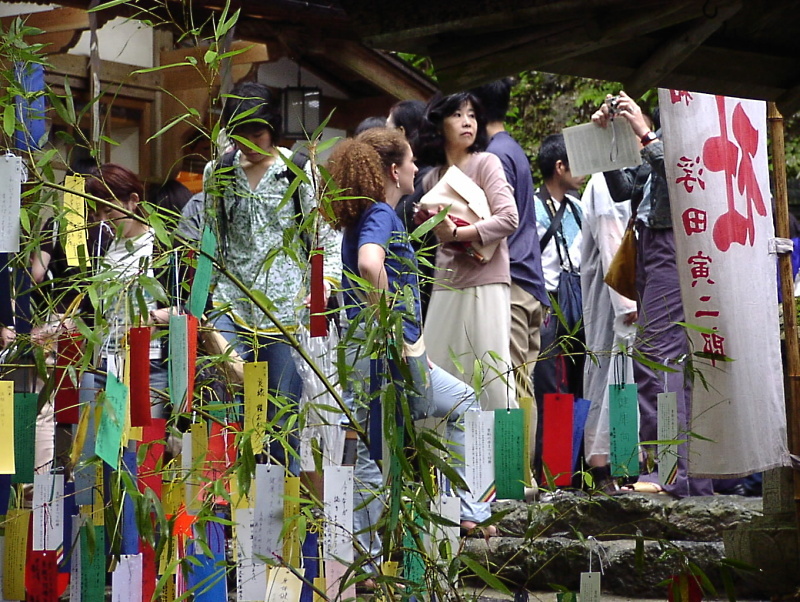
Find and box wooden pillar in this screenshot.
[767,102,800,563]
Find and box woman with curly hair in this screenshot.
[417,92,519,411]
[327,127,493,585]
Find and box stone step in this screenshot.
[460,492,764,598]
[492,492,762,542]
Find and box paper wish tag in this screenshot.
[658,391,679,485]
[580,571,601,602]
[265,567,303,602]
[464,411,495,503]
[493,408,526,499]
[609,383,639,478]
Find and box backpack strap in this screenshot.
[538,187,568,253]
[283,149,311,258]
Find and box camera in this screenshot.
[606,95,620,115]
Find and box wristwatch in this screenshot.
[640,131,658,146]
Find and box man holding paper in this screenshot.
[592,92,712,497]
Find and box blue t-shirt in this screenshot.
[341,202,423,343]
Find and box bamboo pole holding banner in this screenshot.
[767,102,800,562]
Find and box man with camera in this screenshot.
[592,92,712,497]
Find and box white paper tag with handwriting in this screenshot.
[234,508,267,602]
[580,571,601,602]
[111,554,143,602]
[323,465,353,562]
[464,411,496,504]
[253,464,284,564]
[32,473,64,551]
[0,154,22,252]
[658,392,679,485]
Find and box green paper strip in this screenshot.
[80,524,106,601]
[609,383,640,478]
[12,393,37,484]
[95,372,127,469]
[169,314,188,411]
[402,505,426,597]
[189,226,217,319]
[493,408,526,500]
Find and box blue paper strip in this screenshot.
[300,530,319,602]
[188,519,227,600]
[369,358,382,461]
[121,447,139,555]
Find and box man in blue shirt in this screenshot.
[473,79,549,480]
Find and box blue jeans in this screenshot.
[212,313,301,474]
[347,342,490,573]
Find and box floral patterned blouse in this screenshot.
[207,147,341,332]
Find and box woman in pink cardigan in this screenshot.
[417,92,519,411]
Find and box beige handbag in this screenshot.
[419,165,500,263]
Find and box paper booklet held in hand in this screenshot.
[419,165,499,263]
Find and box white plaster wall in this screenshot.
[258,58,347,100]
[0,4,153,68]
[72,16,153,68]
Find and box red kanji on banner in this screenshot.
[688,251,715,286]
[676,156,705,192]
[682,208,708,235]
[701,330,726,366]
[670,90,694,106]
[703,96,767,251]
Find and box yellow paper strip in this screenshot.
[70,403,91,468]
[3,509,30,600]
[94,464,104,525]
[64,174,87,268]
[518,396,535,487]
[313,576,327,602]
[283,476,301,565]
[243,362,268,454]
[0,382,15,474]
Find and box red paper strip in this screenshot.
[141,540,156,602]
[26,550,58,602]
[128,327,152,427]
[138,418,166,499]
[186,314,198,412]
[309,248,328,337]
[54,332,82,424]
[542,393,574,487]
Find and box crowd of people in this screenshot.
[0,79,765,590]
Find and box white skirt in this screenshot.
[424,283,517,411]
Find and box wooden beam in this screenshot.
[0,6,89,34]
[47,53,162,90]
[30,30,84,55]
[429,0,697,72]
[159,40,272,70]
[317,41,434,101]
[625,0,742,98]
[160,41,271,92]
[363,0,686,51]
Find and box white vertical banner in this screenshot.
[253,465,284,563]
[234,508,268,602]
[322,465,353,563]
[32,473,64,551]
[659,89,789,476]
